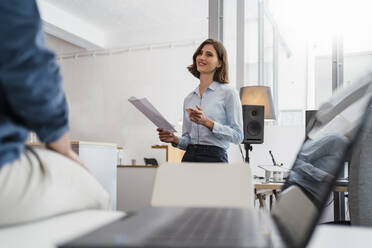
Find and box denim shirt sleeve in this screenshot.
[292,160,329,182]
[212,88,244,144]
[0,0,69,143]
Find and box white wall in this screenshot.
[249,125,304,175]
[49,39,197,165]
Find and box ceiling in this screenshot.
[38,0,208,50]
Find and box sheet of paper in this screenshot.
[128,96,177,132]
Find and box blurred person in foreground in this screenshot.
[0,0,110,227]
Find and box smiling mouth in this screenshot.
[198,62,207,66]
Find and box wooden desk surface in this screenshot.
[254,182,348,192]
[27,141,118,147]
[151,145,168,149]
[117,165,158,168]
[254,182,282,190]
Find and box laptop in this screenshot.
[60,80,372,248]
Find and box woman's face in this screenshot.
[196,44,221,74]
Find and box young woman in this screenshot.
[157,39,243,162]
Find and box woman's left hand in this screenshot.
[188,105,214,130]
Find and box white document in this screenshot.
[128,96,177,132]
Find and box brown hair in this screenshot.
[187,39,229,84]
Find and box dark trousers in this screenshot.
[181,144,228,163]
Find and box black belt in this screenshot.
[186,144,226,153]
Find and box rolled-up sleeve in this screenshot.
[292,161,329,182]
[0,0,69,143]
[212,89,244,144]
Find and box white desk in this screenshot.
[0,210,125,248]
[308,225,372,247]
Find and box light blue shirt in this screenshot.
[176,81,244,151]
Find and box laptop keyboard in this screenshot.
[145,207,268,247]
[59,207,276,248]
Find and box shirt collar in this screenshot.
[193,81,219,95]
[208,81,219,91]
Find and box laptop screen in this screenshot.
[272,74,372,248]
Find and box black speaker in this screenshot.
[242,105,264,144]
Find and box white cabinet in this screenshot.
[72,141,118,210]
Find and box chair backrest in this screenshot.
[349,106,372,226]
[151,163,254,208]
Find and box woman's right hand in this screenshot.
[157,128,178,145]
